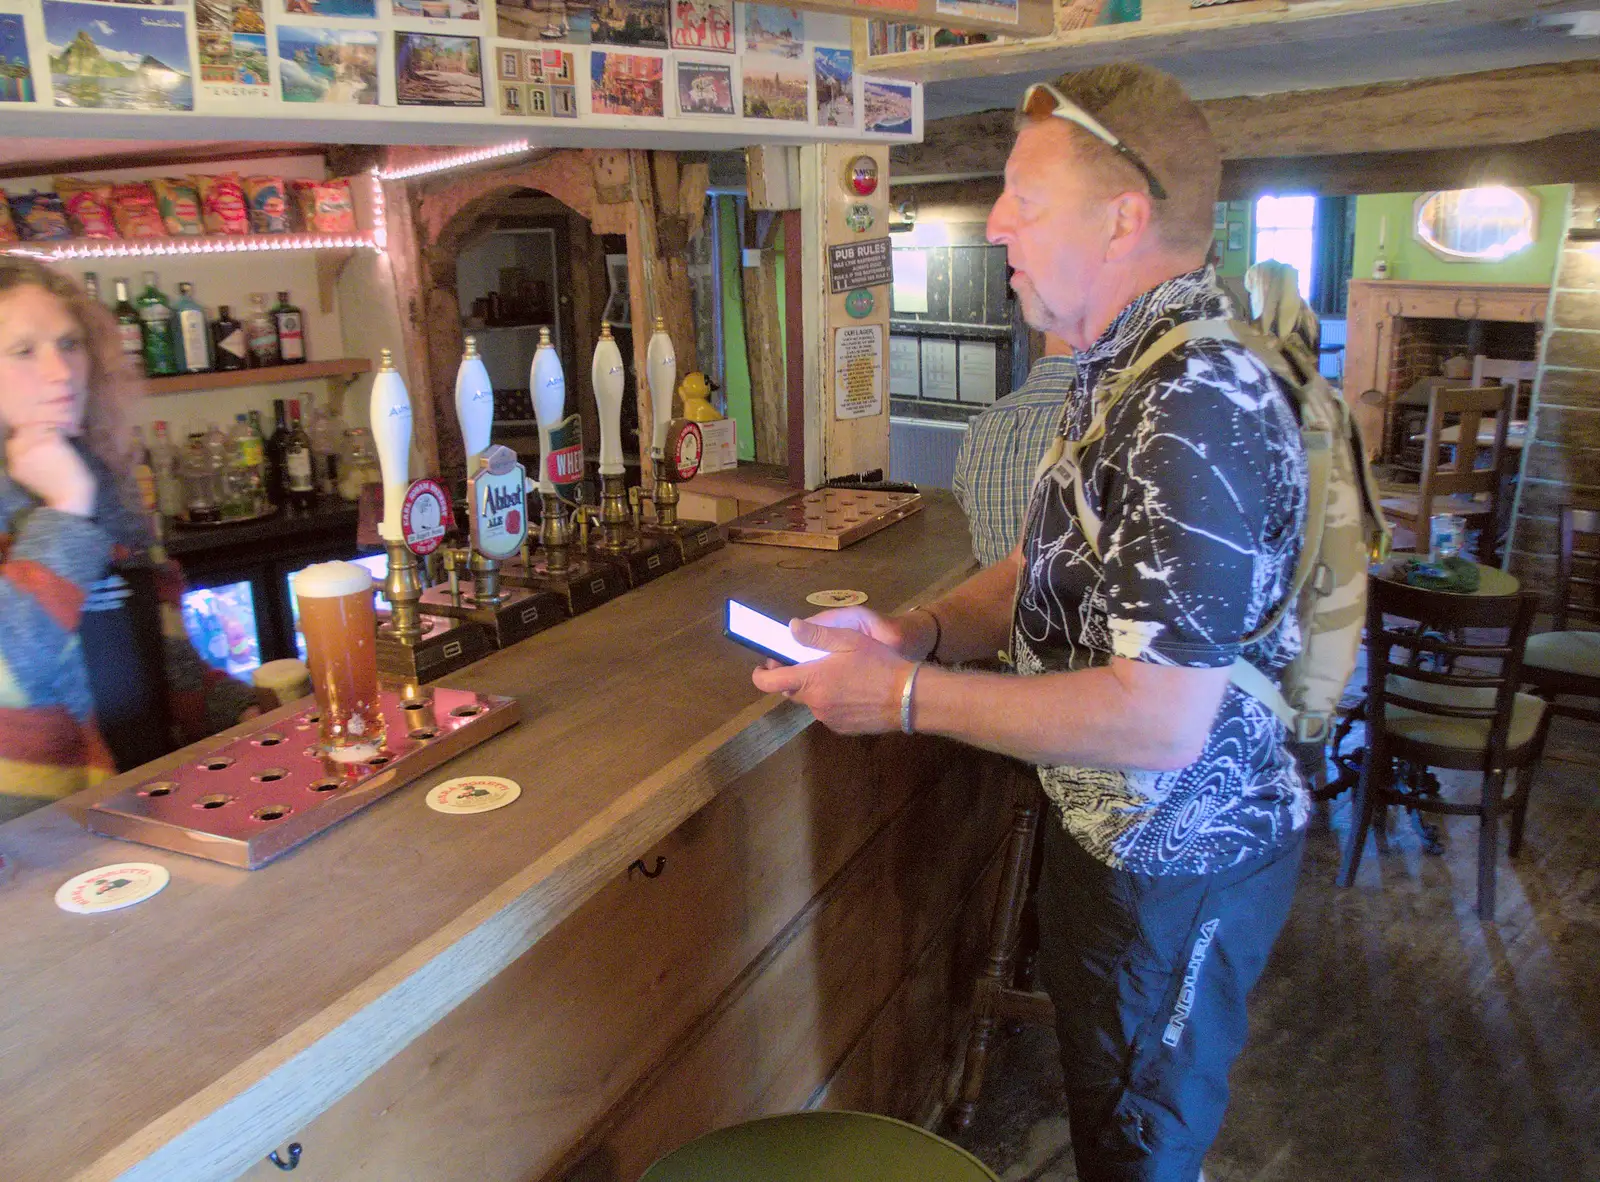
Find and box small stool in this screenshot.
[639,1111,998,1182]
[252,658,312,711]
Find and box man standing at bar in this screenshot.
[754,63,1308,1182]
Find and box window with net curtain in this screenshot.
[1253,194,1318,300]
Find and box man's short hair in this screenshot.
[1028,62,1220,257]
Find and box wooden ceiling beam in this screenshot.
[892,59,1600,182]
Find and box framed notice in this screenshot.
[958,340,998,404]
[834,325,885,420]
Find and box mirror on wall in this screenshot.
[1412,186,1539,262]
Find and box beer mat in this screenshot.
[727,489,922,551]
[56,862,169,914]
[426,776,521,815]
[356,483,385,548]
[806,589,868,607]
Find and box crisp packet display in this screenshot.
[0,199,17,245]
[55,178,119,239]
[290,177,356,234]
[11,192,72,241]
[152,177,204,236]
[198,173,250,235]
[243,175,290,234]
[111,182,166,238]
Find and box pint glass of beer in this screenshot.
[291,561,385,762]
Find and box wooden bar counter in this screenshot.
[0,492,1024,1182]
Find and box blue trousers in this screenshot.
[1036,819,1305,1182]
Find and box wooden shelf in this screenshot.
[144,358,372,396]
[863,0,1560,85]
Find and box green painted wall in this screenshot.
[1214,201,1254,279]
[716,195,756,461]
[1351,186,1569,285]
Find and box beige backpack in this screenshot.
[1039,266,1391,768]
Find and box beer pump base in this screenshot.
[641,519,726,564]
[86,687,520,869]
[595,532,683,587]
[501,553,629,616]
[418,582,565,648]
[376,613,493,686]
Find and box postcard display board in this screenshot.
[0,1,921,148]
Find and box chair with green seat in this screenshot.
[1339,579,1549,919]
[639,1111,1000,1182]
[1521,507,1600,772]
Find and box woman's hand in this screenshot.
[6,423,95,517]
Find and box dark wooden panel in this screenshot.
[984,246,1011,327]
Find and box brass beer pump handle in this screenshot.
[383,539,424,647]
[469,549,504,607]
[540,491,570,575]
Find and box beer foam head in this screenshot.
[291,561,373,600]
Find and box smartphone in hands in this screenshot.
[724,599,830,665]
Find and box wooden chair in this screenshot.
[1521,507,1600,784]
[1381,383,1514,561]
[948,783,1054,1132]
[1470,354,1537,413]
[1340,579,1549,919]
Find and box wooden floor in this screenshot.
[952,713,1600,1182]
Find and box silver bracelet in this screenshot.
[900,661,923,736]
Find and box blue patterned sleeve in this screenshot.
[1093,343,1304,670]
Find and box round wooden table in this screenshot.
[1375,552,1521,597]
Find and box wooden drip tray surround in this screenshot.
[87,687,519,869]
[727,488,923,550]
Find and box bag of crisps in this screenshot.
[55,178,119,239]
[243,175,290,234]
[293,178,357,234]
[111,182,166,238]
[198,173,251,235]
[11,192,72,241]
[152,177,204,236]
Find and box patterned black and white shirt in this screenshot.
[1014,267,1310,875]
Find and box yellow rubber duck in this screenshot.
[679,371,723,422]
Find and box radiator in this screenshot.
[889,416,968,490]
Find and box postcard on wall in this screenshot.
[743,5,804,57]
[742,49,806,121]
[393,0,482,20]
[814,47,852,128]
[283,0,378,16]
[395,31,483,106]
[934,0,1019,24]
[676,60,732,116]
[44,0,194,111]
[0,15,35,103]
[196,0,270,99]
[591,0,667,48]
[671,0,733,53]
[279,26,378,104]
[496,0,593,45]
[590,50,663,117]
[862,76,912,135]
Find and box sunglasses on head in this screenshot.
[1017,82,1168,202]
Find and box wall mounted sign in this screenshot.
[834,325,884,420]
[844,154,879,197]
[845,203,875,233]
[844,288,875,319]
[828,236,892,294]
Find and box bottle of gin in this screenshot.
[272,290,306,364]
[136,272,179,378]
[174,282,212,374]
[112,279,145,374]
[212,305,248,372]
[246,294,281,368]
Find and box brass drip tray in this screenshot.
[87,688,520,869]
